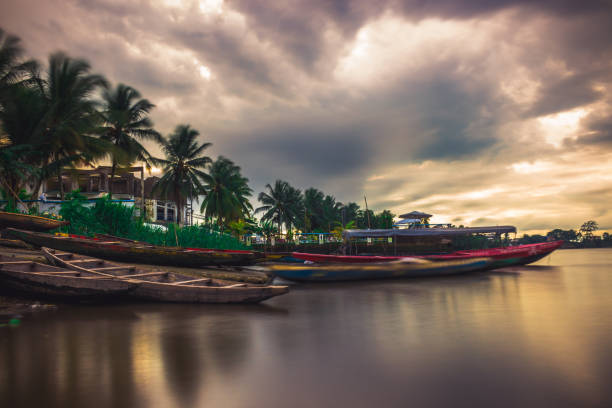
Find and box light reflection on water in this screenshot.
[1,249,611,408]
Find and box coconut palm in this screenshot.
[200,156,252,228]
[255,180,302,234]
[0,84,46,202]
[32,52,110,199]
[100,83,162,199]
[153,124,211,225]
[0,28,37,103]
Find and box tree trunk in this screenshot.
[175,186,182,226]
[109,161,116,200]
[58,169,64,201]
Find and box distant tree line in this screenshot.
[519,220,611,247]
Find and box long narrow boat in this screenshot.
[92,232,257,254]
[0,211,69,232]
[43,248,289,303]
[0,260,138,301]
[267,257,492,282]
[292,241,563,268]
[4,228,264,267]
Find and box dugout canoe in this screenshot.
[43,248,288,303]
[0,211,69,232]
[292,241,563,268]
[267,257,492,282]
[92,233,259,254]
[4,228,263,267]
[0,259,137,301]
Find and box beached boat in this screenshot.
[267,257,492,282]
[0,211,69,232]
[292,241,563,269]
[0,260,138,301]
[43,248,289,303]
[4,228,264,267]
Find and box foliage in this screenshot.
[579,220,598,241]
[546,228,577,242]
[100,83,162,199]
[200,156,252,227]
[331,220,356,240]
[256,180,302,233]
[153,124,211,225]
[58,191,246,249]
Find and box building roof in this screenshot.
[398,211,432,219]
[342,225,517,239]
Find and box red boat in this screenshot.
[293,241,563,269]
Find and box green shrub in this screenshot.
[58,191,246,249]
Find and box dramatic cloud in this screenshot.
[1,0,611,233]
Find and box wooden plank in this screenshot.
[33,271,81,275]
[122,271,168,278]
[171,278,212,285]
[67,259,101,264]
[224,283,248,288]
[91,266,136,272]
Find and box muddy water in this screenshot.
[1,248,611,408]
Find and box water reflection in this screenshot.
[1,249,611,407]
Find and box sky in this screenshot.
[1,0,611,235]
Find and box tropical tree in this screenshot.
[153,124,211,225]
[199,156,252,228]
[579,220,599,241]
[0,28,37,105]
[100,83,162,199]
[255,180,302,234]
[32,52,110,199]
[0,84,47,203]
[301,187,325,232]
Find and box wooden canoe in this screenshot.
[0,211,69,232]
[0,260,138,301]
[43,248,289,303]
[4,228,264,267]
[267,257,492,282]
[92,233,260,254]
[292,241,563,268]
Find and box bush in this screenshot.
[58,191,246,249]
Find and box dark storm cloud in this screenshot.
[569,114,612,147]
[2,0,612,232]
[527,73,606,117]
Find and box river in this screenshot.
[1,248,611,408]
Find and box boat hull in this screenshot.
[292,241,563,269]
[5,228,262,267]
[43,248,289,304]
[0,261,136,301]
[268,258,491,282]
[0,211,69,232]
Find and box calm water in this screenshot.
[1,249,612,408]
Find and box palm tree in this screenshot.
[255,180,302,234]
[0,28,37,103]
[200,156,252,228]
[0,84,46,204]
[100,83,162,199]
[33,52,109,199]
[153,124,211,225]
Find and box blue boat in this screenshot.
[267,257,492,282]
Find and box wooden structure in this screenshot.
[268,257,492,282]
[0,260,137,301]
[5,228,264,267]
[43,248,288,303]
[293,240,563,268]
[0,211,69,232]
[342,226,517,255]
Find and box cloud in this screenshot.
[1,0,611,233]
